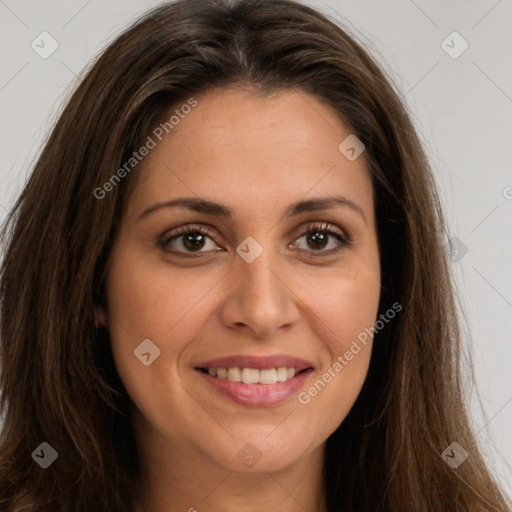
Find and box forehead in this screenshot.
[124,88,373,224]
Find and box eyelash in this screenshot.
[157,222,351,259]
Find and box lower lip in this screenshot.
[196,369,313,407]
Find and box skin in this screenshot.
[96,87,381,512]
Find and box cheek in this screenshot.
[103,254,220,428]
[303,254,380,355]
[103,251,216,377]
[297,258,380,415]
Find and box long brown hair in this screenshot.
[0,0,509,510]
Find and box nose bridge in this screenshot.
[220,240,299,336]
[240,249,279,298]
[237,242,284,307]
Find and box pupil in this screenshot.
[308,232,327,250]
[183,233,205,251]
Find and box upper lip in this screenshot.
[194,354,314,371]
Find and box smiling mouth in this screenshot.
[196,366,311,385]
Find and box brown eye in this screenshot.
[158,224,221,257]
[180,232,207,251]
[305,231,329,250]
[293,222,350,256]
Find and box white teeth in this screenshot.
[276,367,288,382]
[227,367,242,382]
[259,368,277,384]
[204,366,301,384]
[241,368,259,384]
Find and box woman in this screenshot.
[0,0,509,510]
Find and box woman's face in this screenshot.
[99,87,381,474]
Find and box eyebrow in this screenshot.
[137,195,367,224]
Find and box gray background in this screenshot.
[0,0,511,498]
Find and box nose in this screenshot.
[218,245,301,339]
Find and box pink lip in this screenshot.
[194,354,314,371]
[196,368,313,407]
[194,354,315,407]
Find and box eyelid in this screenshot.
[295,221,348,240]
